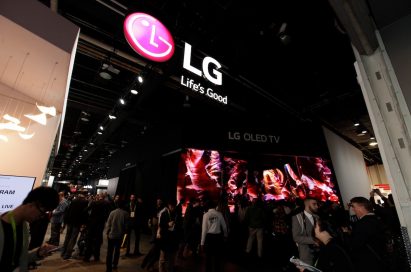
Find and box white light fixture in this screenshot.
[25,112,47,125]
[0,122,26,132]
[137,75,143,83]
[99,126,104,130]
[19,132,35,140]
[119,98,125,105]
[354,122,360,127]
[369,141,378,146]
[3,114,21,124]
[36,103,56,116]
[130,89,138,95]
[0,135,8,142]
[97,131,103,135]
[99,71,112,80]
[90,142,94,146]
[109,114,117,120]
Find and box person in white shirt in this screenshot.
[201,200,228,272]
[291,197,319,265]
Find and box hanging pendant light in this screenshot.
[0,135,8,142]
[36,103,56,116]
[24,112,47,125]
[19,132,35,140]
[3,114,21,124]
[0,122,26,132]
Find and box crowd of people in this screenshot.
[0,186,407,272]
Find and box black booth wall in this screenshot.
[106,113,334,206]
[107,123,182,204]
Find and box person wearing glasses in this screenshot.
[0,186,59,272]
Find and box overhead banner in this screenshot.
[0,175,35,213]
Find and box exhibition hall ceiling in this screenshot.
[37,0,386,181]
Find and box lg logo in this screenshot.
[183,43,222,85]
[124,13,175,62]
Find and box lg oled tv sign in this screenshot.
[124,13,227,104]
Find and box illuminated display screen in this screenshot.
[176,148,339,212]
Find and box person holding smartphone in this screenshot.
[0,187,59,272]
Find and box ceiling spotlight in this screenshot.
[278,22,291,45]
[99,71,112,80]
[130,89,138,95]
[97,131,102,135]
[84,149,88,152]
[183,95,191,108]
[354,122,360,127]
[356,129,367,136]
[137,75,143,83]
[90,142,94,146]
[99,126,104,130]
[81,117,89,122]
[369,141,378,146]
[119,98,125,105]
[109,114,117,120]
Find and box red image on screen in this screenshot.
[176,148,339,213]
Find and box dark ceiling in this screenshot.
[39,0,384,181]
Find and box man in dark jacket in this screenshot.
[83,193,110,262]
[343,197,387,272]
[158,199,179,272]
[124,194,144,256]
[61,194,89,260]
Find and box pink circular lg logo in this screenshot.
[124,13,175,62]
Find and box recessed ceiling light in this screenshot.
[130,89,138,95]
[109,114,117,119]
[137,75,143,83]
[90,142,94,146]
[119,98,125,105]
[369,141,378,146]
[97,131,103,135]
[99,126,104,130]
[81,117,89,122]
